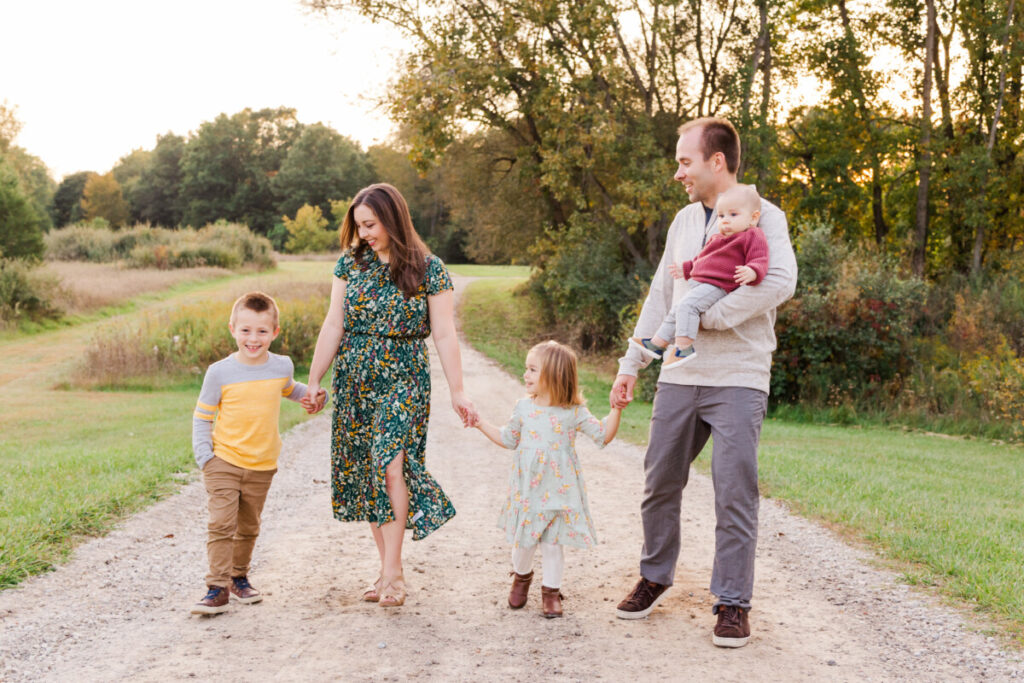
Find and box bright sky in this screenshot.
[1,0,406,180]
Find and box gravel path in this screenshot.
[1,277,1021,681]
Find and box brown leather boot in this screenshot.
[541,586,563,618]
[508,571,533,609]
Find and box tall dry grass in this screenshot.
[70,282,331,388]
[40,262,231,316]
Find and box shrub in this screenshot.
[0,258,62,324]
[283,204,337,253]
[47,221,275,271]
[772,227,927,404]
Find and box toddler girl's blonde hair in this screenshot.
[529,340,585,408]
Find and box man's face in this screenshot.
[673,127,719,205]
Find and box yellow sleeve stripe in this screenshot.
[280,380,296,396]
[196,401,218,412]
[193,411,215,421]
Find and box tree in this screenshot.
[0,100,21,154]
[80,172,130,227]
[283,204,337,253]
[272,123,373,219]
[180,107,303,234]
[112,148,153,222]
[133,133,185,227]
[0,158,45,260]
[50,171,92,227]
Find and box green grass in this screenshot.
[460,276,1024,644]
[448,264,532,278]
[0,263,326,589]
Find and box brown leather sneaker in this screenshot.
[229,576,263,605]
[615,578,668,619]
[541,586,563,618]
[508,571,533,609]
[190,586,229,615]
[712,605,751,648]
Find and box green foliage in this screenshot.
[80,172,130,228]
[132,133,185,227]
[1,146,56,232]
[179,107,302,235]
[283,204,336,254]
[772,224,927,403]
[272,123,373,220]
[0,258,61,324]
[531,214,651,349]
[111,148,153,223]
[50,171,92,227]
[0,158,45,260]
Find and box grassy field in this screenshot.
[0,261,330,589]
[458,270,1024,644]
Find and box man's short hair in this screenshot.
[230,291,279,327]
[678,117,741,174]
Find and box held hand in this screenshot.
[668,262,685,279]
[451,391,479,428]
[610,374,636,409]
[734,265,755,285]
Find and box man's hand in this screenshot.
[734,265,756,285]
[610,374,636,409]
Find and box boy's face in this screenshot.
[716,196,761,237]
[229,308,279,365]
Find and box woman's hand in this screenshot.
[451,391,478,427]
[302,387,328,414]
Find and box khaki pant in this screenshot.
[202,456,276,588]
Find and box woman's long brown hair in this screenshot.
[339,183,429,298]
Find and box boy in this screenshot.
[190,291,309,615]
[628,184,769,368]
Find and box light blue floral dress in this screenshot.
[498,398,605,549]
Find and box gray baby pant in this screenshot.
[656,282,728,343]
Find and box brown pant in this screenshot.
[202,456,276,588]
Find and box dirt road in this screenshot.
[1,277,1021,681]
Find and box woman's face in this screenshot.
[354,204,391,260]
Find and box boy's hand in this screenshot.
[668,262,685,279]
[302,388,328,414]
[734,265,756,285]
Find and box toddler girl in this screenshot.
[474,340,621,618]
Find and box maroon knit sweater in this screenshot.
[681,226,770,293]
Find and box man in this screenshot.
[612,118,797,648]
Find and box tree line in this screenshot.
[306,0,1023,348]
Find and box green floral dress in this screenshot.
[330,249,455,540]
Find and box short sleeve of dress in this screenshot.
[425,255,454,296]
[499,400,525,449]
[334,251,356,280]
[574,406,607,449]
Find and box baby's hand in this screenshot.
[668,262,685,279]
[734,265,756,285]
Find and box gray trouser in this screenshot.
[656,282,728,342]
[639,384,767,611]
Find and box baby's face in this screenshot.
[716,199,759,237]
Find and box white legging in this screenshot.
[511,543,564,589]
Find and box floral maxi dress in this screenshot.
[330,249,456,540]
[498,398,605,549]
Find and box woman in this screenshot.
[304,183,477,608]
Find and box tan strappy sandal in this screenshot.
[362,576,384,602]
[379,575,406,608]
